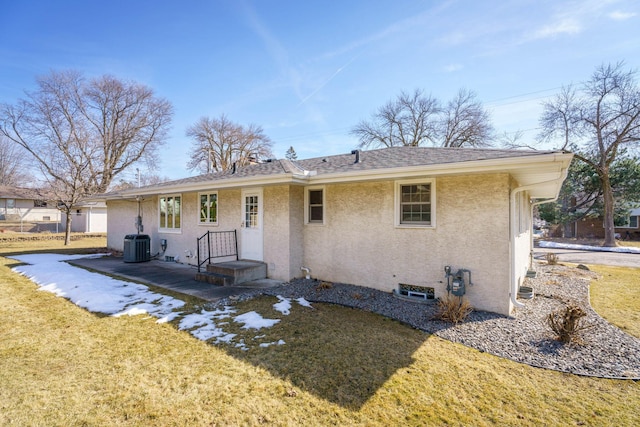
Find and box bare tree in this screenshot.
[0,135,31,186]
[186,114,273,174]
[539,62,640,246]
[0,70,173,244]
[351,89,440,148]
[351,88,494,149]
[441,88,494,147]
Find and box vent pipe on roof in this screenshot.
[351,149,360,164]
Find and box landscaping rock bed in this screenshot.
[215,264,640,379]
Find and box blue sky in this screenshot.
[1,0,639,180]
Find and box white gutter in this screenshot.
[509,167,570,311]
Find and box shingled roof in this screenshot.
[0,185,47,200]
[104,146,571,198]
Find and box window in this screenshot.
[631,216,639,228]
[199,192,218,224]
[34,200,47,208]
[305,187,325,224]
[396,179,435,227]
[159,195,181,231]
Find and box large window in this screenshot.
[199,192,218,224]
[305,187,325,224]
[395,179,435,227]
[159,195,181,231]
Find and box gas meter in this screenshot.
[444,266,472,297]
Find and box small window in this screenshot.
[305,187,325,224]
[159,194,181,231]
[631,216,638,228]
[396,179,435,227]
[199,192,218,224]
[34,200,47,208]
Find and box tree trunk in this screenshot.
[601,175,617,247]
[64,210,72,246]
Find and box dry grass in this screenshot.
[1,239,639,426]
[434,294,473,324]
[589,264,640,338]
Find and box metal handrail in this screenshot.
[197,230,238,272]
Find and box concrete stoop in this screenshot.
[195,260,267,286]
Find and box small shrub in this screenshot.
[545,252,559,265]
[547,305,592,343]
[315,281,333,290]
[352,292,362,300]
[434,295,473,324]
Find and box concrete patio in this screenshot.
[69,255,282,302]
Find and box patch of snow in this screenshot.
[9,253,291,351]
[259,339,286,348]
[234,311,280,329]
[539,240,640,254]
[11,253,185,318]
[273,295,292,315]
[296,297,313,308]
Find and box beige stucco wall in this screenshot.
[263,185,304,281]
[301,174,513,315]
[106,175,521,315]
[107,190,243,266]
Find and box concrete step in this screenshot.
[196,260,267,286]
[195,271,235,286]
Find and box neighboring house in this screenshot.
[61,201,108,233]
[573,207,640,240]
[0,185,60,224]
[1,185,107,233]
[102,147,573,316]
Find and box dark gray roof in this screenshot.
[107,146,564,196]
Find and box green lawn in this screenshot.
[1,237,638,426]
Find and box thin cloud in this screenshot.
[443,63,463,73]
[532,18,582,39]
[608,10,637,20]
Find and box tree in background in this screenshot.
[351,88,494,149]
[441,88,494,148]
[538,155,640,236]
[285,146,298,160]
[0,135,31,186]
[0,70,173,244]
[539,62,640,246]
[186,114,273,174]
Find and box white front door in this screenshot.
[240,188,263,261]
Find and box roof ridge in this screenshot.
[279,159,310,175]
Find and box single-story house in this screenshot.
[0,185,60,224]
[62,201,108,233]
[102,146,573,316]
[571,207,640,240]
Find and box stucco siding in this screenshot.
[302,174,512,315]
[263,185,304,281]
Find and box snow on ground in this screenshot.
[10,253,313,350]
[539,240,640,254]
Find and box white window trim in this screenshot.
[394,178,436,228]
[304,186,326,225]
[198,191,219,226]
[159,193,182,233]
